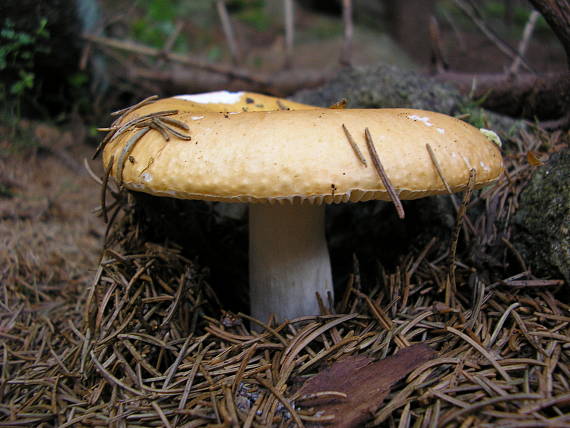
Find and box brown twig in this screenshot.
[342,124,367,166]
[110,95,158,119]
[216,0,240,65]
[509,10,540,76]
[364,127,405,219]
[447,168,476,304]
[94,109,178,159]
[115,128,151,185]
[101,155,114,223]
[426,143,453,194]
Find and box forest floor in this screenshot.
[1,94,569,428]
[0,123,104,304]
[1,3,569,425]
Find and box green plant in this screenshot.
[456,87,492,129]
[131,0,202,51]
[0,17,50,98]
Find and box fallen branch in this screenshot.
[126,63,329,96]
[436,70,570,122]
[83,34,265,85]
[84,34,328,96]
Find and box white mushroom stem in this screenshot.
[249,203,334,323]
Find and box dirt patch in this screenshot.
[0,131,104,294]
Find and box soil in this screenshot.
[0,124,104,296]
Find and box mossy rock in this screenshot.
[293,63,462,112]
[292,63,524,135]
[513,149,570,283]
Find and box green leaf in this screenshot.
[10,71,34,95]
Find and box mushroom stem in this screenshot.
[249,203,334,323]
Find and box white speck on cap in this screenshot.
[191,116,204,120]
[408,114,433,127]
[175,91,245,104]
[437,128,445,134]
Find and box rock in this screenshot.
[291,63,524,135]
[293,64,462,111]
[513,149,570,283]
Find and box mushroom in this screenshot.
[101,92,503,324]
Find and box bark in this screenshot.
[528,0,570,67]
[296,344,436,428]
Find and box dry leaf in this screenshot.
[527,151,545,166]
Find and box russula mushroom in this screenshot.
[101,92,503,324]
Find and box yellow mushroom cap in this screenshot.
[103,102,503,204]
[117,91,316,121]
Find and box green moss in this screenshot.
[514,150,570,283]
